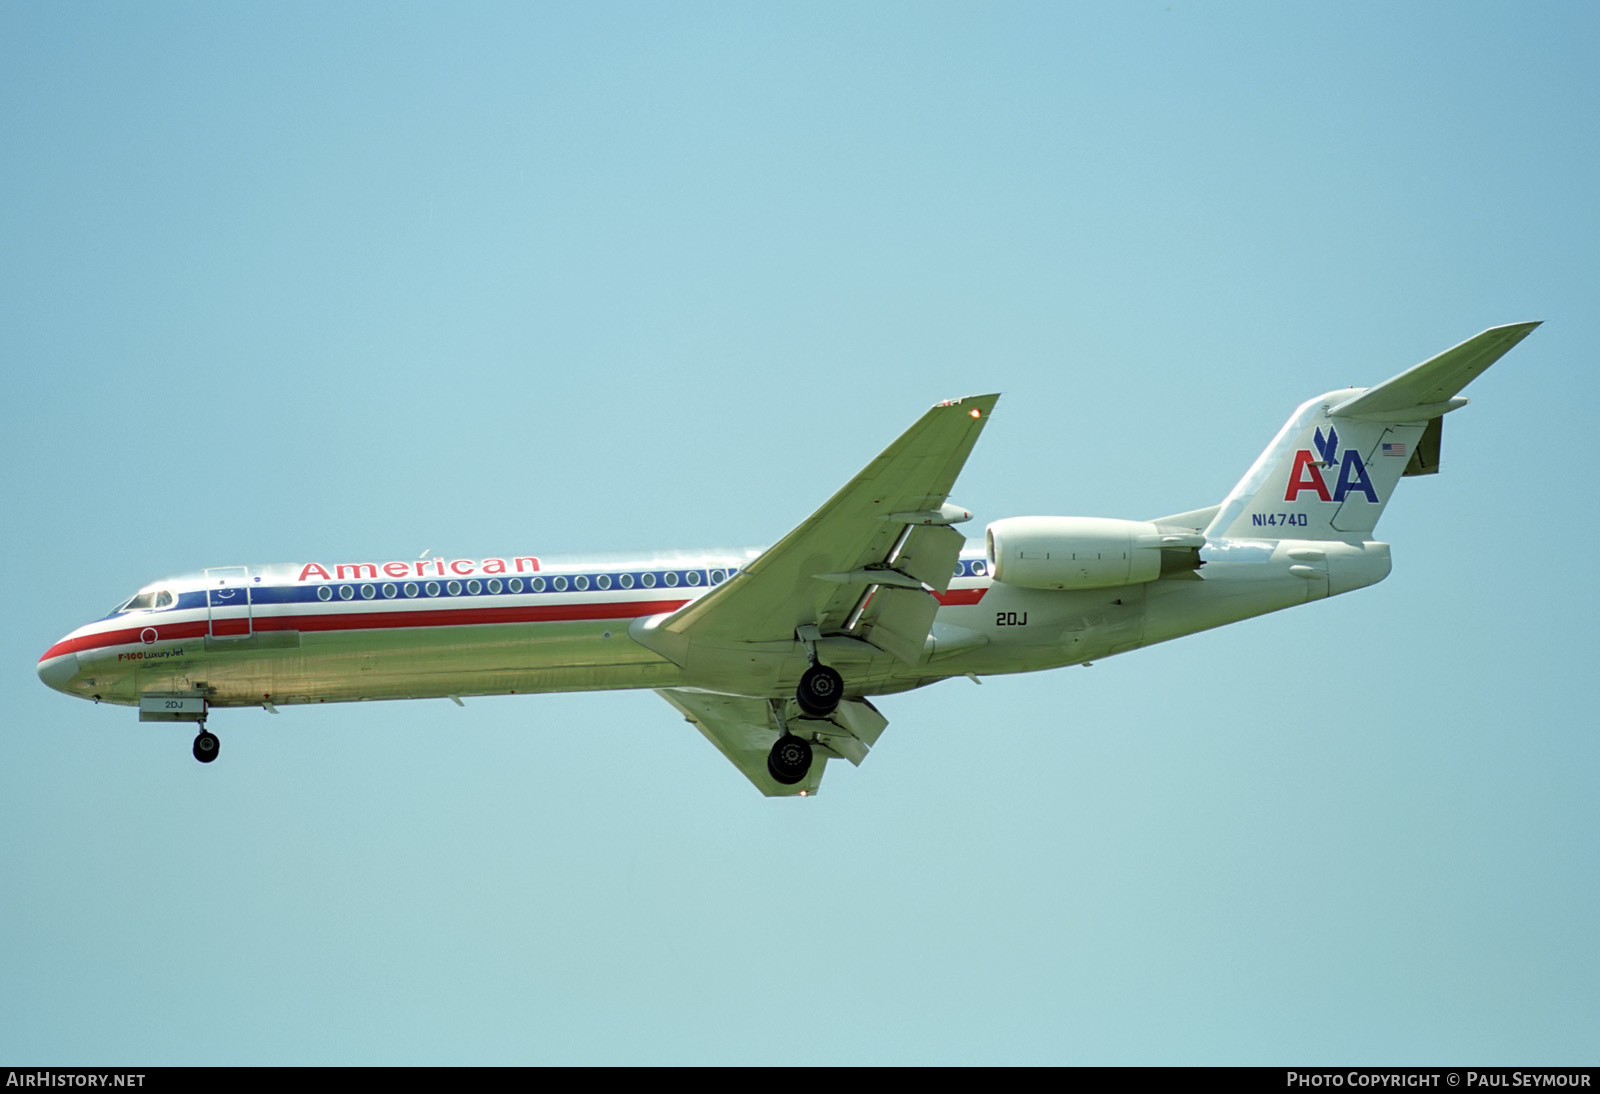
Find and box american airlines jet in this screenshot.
[38,323,1538,795]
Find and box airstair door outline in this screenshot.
[205,567,254,639]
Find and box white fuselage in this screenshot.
[34,323,1537,792]
[36,538,1392,711]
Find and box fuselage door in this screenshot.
[205,566,254,639]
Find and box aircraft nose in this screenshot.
[37,650,81,694]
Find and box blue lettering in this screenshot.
[1252,511,1313,527]
[1334,450,1378,502]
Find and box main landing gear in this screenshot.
[192,727,220,764]
[767,733,814,786]
[766,659,844,785]
[796,662,843,717]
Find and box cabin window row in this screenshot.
[313,568,733,602]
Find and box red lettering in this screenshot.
[1284,450,1331,502]
[302,557,541,581]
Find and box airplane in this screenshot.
[37,322,1539,796]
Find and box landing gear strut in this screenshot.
[192,728,220,764]
[796,663,843,717]
[767,733,813,785]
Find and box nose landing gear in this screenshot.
[192,728,220,764]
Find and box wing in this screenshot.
[649,393,999,662]
[640,394,997,796]
[657,688,890,797]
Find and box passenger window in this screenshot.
[467,580,482,595]
[596,574,611,590]
[404,582,419,597]
[641,573,657,589]
[619,574,635,589]
[318,587,333,602]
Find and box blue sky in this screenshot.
[3,1,1596,1064]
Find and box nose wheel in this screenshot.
[192,728,220,764]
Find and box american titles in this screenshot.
[296,557,542,582]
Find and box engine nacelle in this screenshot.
[985,516,1165,591]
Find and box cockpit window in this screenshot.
[114,589,175,613]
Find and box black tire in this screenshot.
[766,733,813,785]
[193,731,220,764]
[796,663,844,717]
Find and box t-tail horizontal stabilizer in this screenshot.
[1330,321,1541,420]
[1207,322,1540,541]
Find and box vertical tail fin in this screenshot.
[1205,322,1540,541]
